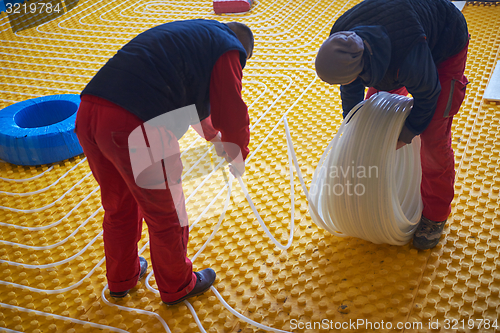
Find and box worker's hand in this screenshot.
[209,137,245,176]
[396,140,407,150]
[210,133,227,159]
[229,161,245,177]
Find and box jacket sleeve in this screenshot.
[191,115,219,141]
[397,40,441,143]
[209,50,250,161]
[339,78,365,118]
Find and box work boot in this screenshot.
[110,257,148,298]
[412,216,446,250]
[163,268,216,305]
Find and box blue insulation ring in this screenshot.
[0,94,83,166]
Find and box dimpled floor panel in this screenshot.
[0,1,499,332]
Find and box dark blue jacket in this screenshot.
[82,19,247,138]
[331,0,468,143]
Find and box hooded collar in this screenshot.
[349,25,391,87]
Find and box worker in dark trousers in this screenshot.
[315,0,469,249]
[75,19,253,304]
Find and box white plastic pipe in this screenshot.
[307,92,423,245]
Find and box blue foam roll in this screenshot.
[0,94,83,166]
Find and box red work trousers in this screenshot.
[75,95,196,303]
[366,43,469,222]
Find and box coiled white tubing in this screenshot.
[308,92,423,245]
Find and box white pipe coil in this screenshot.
[308,92,423,245]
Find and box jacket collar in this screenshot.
[350,25,391,87]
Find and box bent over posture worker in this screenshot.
[75,19,253,304]
[315,0,469,250]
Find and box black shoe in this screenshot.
[110,257,148,298]
[412,216,446,250]
[163,268,216,305]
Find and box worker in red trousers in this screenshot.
[75,19,253,304]
[315,0,469,250]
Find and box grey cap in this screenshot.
[315,31,365,85]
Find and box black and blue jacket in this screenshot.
[331,0,468,143]
[82,19,247,138]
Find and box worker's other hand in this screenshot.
[396,140,407,150]
[210,137,245,176]
[229,161,245,177]
[210,133,227,159]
